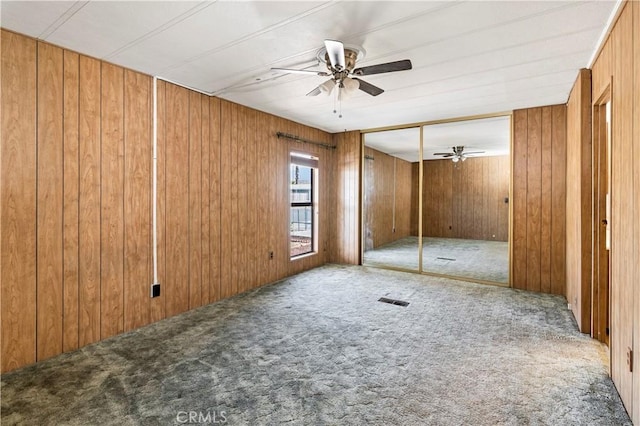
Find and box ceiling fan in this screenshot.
[433,146,485,163]
[271,39,412,98]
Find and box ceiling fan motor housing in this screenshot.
[325,48,359,74]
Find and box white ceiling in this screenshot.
[1,1,617,133]
[364,115,510,162]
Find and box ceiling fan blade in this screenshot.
[353,78,384,96]
[353,59,412,76]
[271,67,329,76]
[306,86,322,96]
[463,151,485,155]
[433,153,454,156]
[324,40,346,71]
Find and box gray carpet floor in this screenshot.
[0,265,630,425]
[364,236,509,283]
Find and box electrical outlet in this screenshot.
[151,283,161,298]
[269,251,274,260]
[567,303,571,310]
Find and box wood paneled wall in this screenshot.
[0,31,340,373]
[565,69,592,333]
[363,147,413,250]
[217,100,335,291]
[590,2,639,417]
[330,131,361,265]
[512,105,566,295]
[1,30,38,373]
[420,156,509,241]
[156,90,335,311]
[634,4,640,421]
[1,31,154,372]
[395,157,414,240]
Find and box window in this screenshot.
[290,153,318,258]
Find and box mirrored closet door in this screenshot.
[362,115,511,286]
[420,116,511,284]
[362,127,420,272]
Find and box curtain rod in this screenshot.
[276,132,336,150]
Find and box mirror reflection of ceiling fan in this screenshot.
[433,146,485,163]
[271,39,412,98]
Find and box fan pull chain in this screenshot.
[333,87,337,114]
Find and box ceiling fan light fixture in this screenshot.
[343,77,359,93]
[452,156,459,163]
[319,79,336,95]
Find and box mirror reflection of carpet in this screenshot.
[364,236,508,283]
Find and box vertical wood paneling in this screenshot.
[395,158,414,238]
[362,148,414,249]
[237,106,247,292]
[151,79,166,323]
[512,105,566,295]
[266,114,276,283]
[331,131,361,264]
[209,97,221,303]
[2,34,340,372]
[592,34,612,101]
[78,55,101,347]
[526,108,542,292]
[201,95,211,303]
[577,73,592,323]
[471,160,482,236]
[609,5,634,411]
[62,50,80,352]
[123,70,151,331]
[481,158,491,239]
[275,117,285,279]
[449,161,459,238]
[230,104,240,292]
[100,63,125,339]
[550,105,567,296]
[1,31,37,372]
[589,4,640,416]
[633,2,640,421]
[165,84,190,316]
[189,91,202,309]
[512,110,528,289]
[539,107,552,294]
[247,109,258,289]
[422,157,508,241]
[566,69,592,332]
[36,42,64,360]
[497,157,509,238]
[220,101,232,299]
[257,112,270,274]
[410,163,419,236]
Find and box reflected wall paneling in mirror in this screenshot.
[420,116,511,285]
[361,114,511,287]
[362,128,421,271]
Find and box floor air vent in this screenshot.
[378,297,409,307]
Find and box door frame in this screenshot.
[591,84,611,345]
